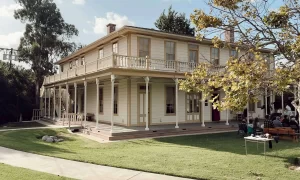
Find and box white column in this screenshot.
[53,87,56,120]
[281,92,284,112]
[201,100,205,127]
[145,77,150,130]
[226,109,229,125]
[96,78,99,128]
[110,75,115,134]
[48,88,51,118]
[66,84,69,124]
[84,80,87,127]
[174,78,179,128]
[265,88,268,115]
[59,86,62,120]
[44,88,47,117]
[294,86,297,117]
[74,83,77,114]
[247,101,250,124]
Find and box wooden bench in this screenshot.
[264,128,298,142]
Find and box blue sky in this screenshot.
[0,0,282,49]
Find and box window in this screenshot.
[60,65,64,72]
[112,42,118,54]
[189,44,198,63]
[81,57,85,66]
[249,101,255,112]
[166,86,175,114]
[230,49,238,58]
[165,41,175,60]
[114,86,118,114]
[211,47,219,65]
[99,49,104,59]
[99,87,103,113]
[75,59,78,66]
[69,61,73,69]
[138,37,150,57]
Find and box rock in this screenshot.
[42,135,49,141]
[45,137,54,143]
[56,138,64,142]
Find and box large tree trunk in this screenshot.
[35,80,40,108]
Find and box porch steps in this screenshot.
[86,126,237,141]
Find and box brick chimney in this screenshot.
[225,27,234,43]
[107,23,116,34]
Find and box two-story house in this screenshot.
[41,24,274,133]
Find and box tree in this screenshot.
[155,6,195,36]
[179,0,300,117]
[14,0,79,107]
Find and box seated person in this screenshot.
[264,115,274,128]
[253,117,262,135]
[273,116,283,127]
[247,119,254,134]
[281,115,290,127]
[238,119,248,135]
[290,117,299,132]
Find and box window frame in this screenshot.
[229,49,238,59]
[69,61,73,69]
[164,41,176,61]
[210,47,220,65]
[112,42,118,54]
[137,37,151,58]
[249,100,256,112]
[98,49,104,59]
[99,87,103,114]
[81,57,85,66]
[165,85,176,115]
[188,44,199,63]
[60,65,64,72]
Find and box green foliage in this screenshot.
[155,6,195,36]
[14,0,79,105]
[0,61,35,124]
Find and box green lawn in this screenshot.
[0,121,45,129]
[0,128,299,180]
[0,163,71,180]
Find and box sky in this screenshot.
[0,0,207,49]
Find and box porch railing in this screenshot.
[32,109,42,121]
[62,113,83,127]
[44,54,226,84]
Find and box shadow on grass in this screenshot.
[0,128,75,155]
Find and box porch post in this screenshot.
[59,86,62,120]
[145,76,150,131]
[226,109,229,125]
[44,88,47,117]
[201,99,205,127]
[175,78,179,128]
[53,86,56,120]
[281,92,284,113]
[96,78,99,128]
[265,88,268,115]
[48,88,51,118]
[74,83,77,114]
[110,75,115,134]
[247,101,249,124]
[66,83,69,126]
[294,86,297,117]
[84,80,87,127]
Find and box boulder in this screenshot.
[42,135,49,141]
[45,137,54,143]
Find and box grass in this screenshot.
[0,128,300,180]
[0,163,71,180]
[0,121,45,129]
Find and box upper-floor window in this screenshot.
[69,61,73,69]
[138,37,150,57]
[60,65,64,72]
[165,41,175,61]
[249,101,255,112]
[230,49,238,58]
[75,59,79,66]
[112,42,118,54]
[188,44,198,63]
[81,57,85,66]
[211,47,219,65]
[99,49,104,59]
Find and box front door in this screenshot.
[186,93,201,122]
[212,93,220,121]
[138,85,150,126]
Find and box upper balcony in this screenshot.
[44,54,225,85]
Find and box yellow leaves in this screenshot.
[191,10,222,30]
[212,36,225,48]
[213,0,242,10]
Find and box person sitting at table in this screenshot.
[247,119,254,135]
[264,115,274,128]
[238,119,248,135]
[253,118,262,136]
[281,115,290,127]
[290,117,299,132]
[273,116,283,127]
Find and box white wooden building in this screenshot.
[41,24,274,132]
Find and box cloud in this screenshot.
[72,0,86,5]
[93,12,135,35]
[0,4,22,17]
[0,31,23,49]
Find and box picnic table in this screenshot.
[244,136,273,158]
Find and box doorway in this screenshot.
[137,85,151,126]
[186,93,201,122]
[211,93,220,121]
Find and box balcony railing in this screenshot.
[44,54,225,84]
